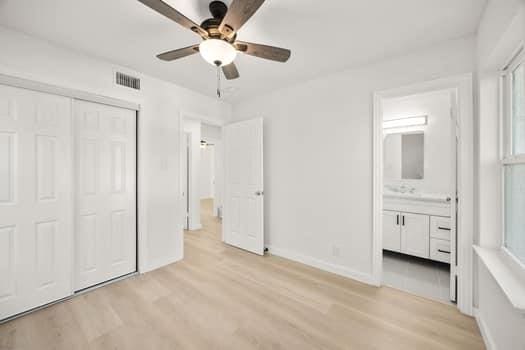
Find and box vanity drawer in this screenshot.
[430,216,451,240]
[430,238,451,263]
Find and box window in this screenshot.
[502,49,525,265]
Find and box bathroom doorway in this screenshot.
[381,89,456,303]
[372,75,474,315]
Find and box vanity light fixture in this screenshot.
[383,115,428,129]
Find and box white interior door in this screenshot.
[74,100,136,291]
[223,118,264,255]
[0,85,72,320]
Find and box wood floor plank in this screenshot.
[0,199,485,350]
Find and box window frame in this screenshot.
[500,47,525,270]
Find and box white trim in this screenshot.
[501,42,524,71]
[179,111,225,247]
[474,246,525,313]
[372,74,475,315]
[188,223,203,231]
[502,246,525,272]
[383,115,428,129]
[474,307,497,350]
[500,49,525,268]
[0,73,140,111]
[501,155,525,164]
[266,245,376,286]
[0,271,138,324]
[137,108,148,274]
[143,254,182,274]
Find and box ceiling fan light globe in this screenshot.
[199,39,237,67]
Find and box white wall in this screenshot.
[383,90,452,194]
[202,123,222,140]
[202,123,223,216]
[232,36,475,283]
[476,1,525,349]
[200,146,215,199]
[0,26,231,272]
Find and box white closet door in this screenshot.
[74,100,136,291]
[0,85,72,320]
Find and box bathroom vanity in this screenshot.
[383,193,451,263]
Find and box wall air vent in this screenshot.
[116,72,141,90]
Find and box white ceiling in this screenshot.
[0,0,486,102]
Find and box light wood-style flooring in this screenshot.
[0,199,485,349]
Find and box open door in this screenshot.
[223,118,264,255]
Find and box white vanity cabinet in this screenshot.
[383,197,451,263]
[383,211,430,258]
[429,216,452,263]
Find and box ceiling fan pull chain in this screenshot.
[216,65,221,98]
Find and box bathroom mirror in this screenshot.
[384,132,424,180]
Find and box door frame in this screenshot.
[179,111,225,248]
[372,74,474,315]
[182,131,190,230]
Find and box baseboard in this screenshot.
[143,254,182,273]
[188,223,202,230]
[473,308,496,350]
[266,245,376,286]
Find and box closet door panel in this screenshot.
[0,85,72,320]
[74,100,136,291]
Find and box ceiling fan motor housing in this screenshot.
[201,1,236,41]
[209,1,227,19]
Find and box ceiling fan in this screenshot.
[137,0,291,82]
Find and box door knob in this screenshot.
[255,191,264,196]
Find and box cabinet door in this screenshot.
[401,213,430,258]
[383,211,401,252]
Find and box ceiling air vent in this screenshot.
[116,72,140,90]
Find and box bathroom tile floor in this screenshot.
[382,250,452,304]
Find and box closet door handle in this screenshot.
[402,215,405,226]
[396,214,399,225]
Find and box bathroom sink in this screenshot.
[383,190,450,203]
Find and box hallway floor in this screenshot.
[0,199,484,349]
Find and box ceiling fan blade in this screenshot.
[137,0,207,37]
[222,62,240,80]
[157,44,200,61]
[235,41,291,62]
[218,0,265,37]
